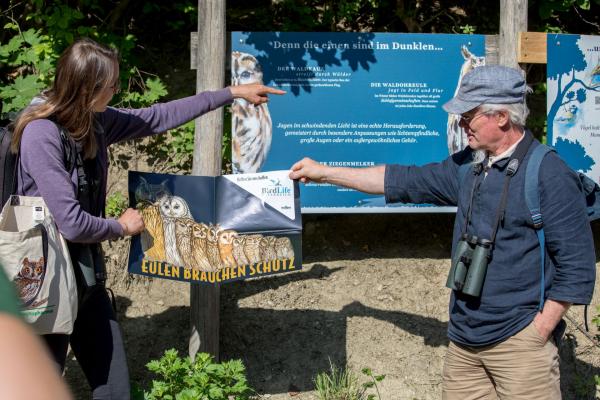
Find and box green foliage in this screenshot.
[572,372,598,399]
[169,122,196,171]
[314,362,385,400]
[121,74,169,108]
[105,191,128,218]
[228,1,497,34]
[138,349,253,400]
[0,26,55,116]
[538,0,594,20]
[0,1,166,119]
[458,25,477,34]
[458,24,477,35]
[532,0,600,33]
[138,121,195,172]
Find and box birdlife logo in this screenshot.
[262,178,292,196]
[224,170,295,219]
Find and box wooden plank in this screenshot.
[499,0,528,68]
[485,35,499,65]
[189,0,225,361]
[518,32,547,64]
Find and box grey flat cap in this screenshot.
[442,65,526,114]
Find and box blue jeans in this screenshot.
[43,286,130,400]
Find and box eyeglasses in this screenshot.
[460,111,488,126]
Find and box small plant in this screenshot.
[360,367,386,400]
[105,191,128,218]
[458,24,477,34]
[314,361,385,400]
[138,348,254,400]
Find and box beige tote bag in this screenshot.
[0,196,77,334]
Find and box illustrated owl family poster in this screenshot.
[127,170,302,284]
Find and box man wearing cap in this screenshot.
[289,65,595,399]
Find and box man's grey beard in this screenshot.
[472,150,486,163]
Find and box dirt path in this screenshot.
[66,214,600,399]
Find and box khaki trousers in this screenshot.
[442,321,560,400]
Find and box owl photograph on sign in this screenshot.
[231,51,274,174]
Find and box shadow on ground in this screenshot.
[66,214,600,399]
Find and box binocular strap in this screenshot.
[462,132,534,246]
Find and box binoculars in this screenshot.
[446,234,492,297]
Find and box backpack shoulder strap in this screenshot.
[52,123,76,173]
[524,144,555,229]
[523,143,554,311]
[0,126,18,206]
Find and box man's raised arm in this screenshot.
[289,157,385,194]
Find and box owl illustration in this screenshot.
[259,236,278,262]
[175,218,196,269]
[159,195,192,267]
[447,46,485,154]
[275,237,295,260]
[190,222,213,271]
[218,229,238,268]
[232,235,250,266]
[243,234,263,265]
[231,51,273,173]
[140,204,166,261]
[13,256,47,308]
[135,177,171,205]
[205,224,223,270]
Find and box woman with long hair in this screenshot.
[11,37,283,399]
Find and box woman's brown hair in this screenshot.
[11,38,119,159]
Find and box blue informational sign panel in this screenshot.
[547,34,600,183]
[231,32,486,212]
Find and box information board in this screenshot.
[547,34,600,182]
[231,32,486,212]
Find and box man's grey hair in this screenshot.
[470,100,531,163]
[477,102,530,128]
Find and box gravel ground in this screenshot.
[66,214,600,399]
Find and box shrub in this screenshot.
[135,349,254,400]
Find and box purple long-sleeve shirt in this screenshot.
[17,89,233,243]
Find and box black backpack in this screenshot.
[0,123,18,207]
[0,120,76,207]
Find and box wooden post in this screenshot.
[189,0,225,360]
[499,0,528,68]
